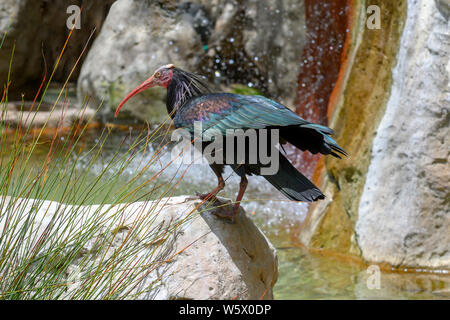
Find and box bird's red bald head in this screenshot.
[152,64,175,89]
[114,64,175,117]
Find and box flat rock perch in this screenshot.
[0,196,278,300]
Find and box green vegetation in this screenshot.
[0,26,197,300]
[230,83,263,96]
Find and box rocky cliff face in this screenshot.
[0,0,113,101]
[2,0,448,274]
[356,0,449,269]
[300,0,449,269]
[299,0,407,255]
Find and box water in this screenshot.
[3,126,449,300]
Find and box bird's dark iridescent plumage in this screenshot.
[116,65,347,222]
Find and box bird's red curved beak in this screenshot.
[114,76,156,117]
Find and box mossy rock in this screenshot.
[229,84,262,96]
[302,0,408,256]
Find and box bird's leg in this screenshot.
[232,175,248,218]
[210,175,248,223]
[197,174,225,202]
[196,171,236,222]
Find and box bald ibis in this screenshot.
[115,64,347,222]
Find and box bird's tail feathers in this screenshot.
[258,152,325,202]
[281,123,348,159]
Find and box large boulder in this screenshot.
[77,0,307,122]
[356,0,449,269]
[0,196,278,299]
[300,0,449,269]
[0,0,113,101]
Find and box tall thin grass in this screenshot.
[0,20,204,300]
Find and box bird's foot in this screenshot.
[184,192,212,202]
[210,205,239,224]
[196,192,220,202]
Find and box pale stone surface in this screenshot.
[0,196,277,299]
[246,0,306,106]
[435,0,450,19]
[357,0,449,269]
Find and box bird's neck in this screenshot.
[166,69,212,118]
[165,81,184,118]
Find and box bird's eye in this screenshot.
[154,72,161,78]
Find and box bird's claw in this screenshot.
[210,206,239,224]
[193,193,240,224]
[197,192,218,201]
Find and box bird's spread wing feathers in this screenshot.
[173,93,346,158]
[173,93,312,134]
